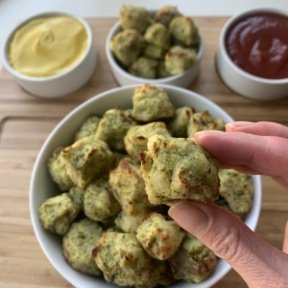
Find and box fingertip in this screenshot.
[168,200,192,220]
[226,121,255,132]
[168,200,183,216]
[194,130,224,143]
[168,201,210,236]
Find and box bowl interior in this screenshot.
[30,84,262,288]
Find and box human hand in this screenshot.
[168,121,288,288]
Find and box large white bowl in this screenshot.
[1,11,97,98]
[106,21,204,87]
[30,84,262,288]
[216,8,288,101]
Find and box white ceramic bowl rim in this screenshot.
[29,84,262,288]
[106,21,204,84]
[219,7,288,84]
[1,11,93,82]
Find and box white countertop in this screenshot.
[0,0,287,71]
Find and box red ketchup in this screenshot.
[225,12,288,79]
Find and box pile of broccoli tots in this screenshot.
[110,5,200,79]
[39,84,253,287]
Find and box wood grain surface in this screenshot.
[0,17,288,288]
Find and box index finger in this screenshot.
[226,121,288,138]
[194,130,288,180]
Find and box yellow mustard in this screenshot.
[8,16,88,77]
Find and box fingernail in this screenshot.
[226,121,254,130]
[194,130,223,141]
[168,201,210,236]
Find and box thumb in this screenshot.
[169,201,288,288]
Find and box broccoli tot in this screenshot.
[169,16,199,47]
[110,29,144,67]
[114,210,149,233]
[132,84,175,122]
[38,193,79,235]
[169,235,217,283]
[120,5,151,33]
[187,110,225,136]
[84,177,121,222]
[144,23,171,49]
[219,169,253,217]
[69,187,85,209]
[143,44,165,59]
[140,135,219,205]
[63,218,103,276]
[124,122,171,159]
[74,116,100,141]
[136,213,185,260]
[165,46,197,75]
[167,106,195,137]
[49,140,111,190]
[129,57,158,79]
[155,6,182,27]
[61,137,114,188]
[93,231,174,287]
[95,108,136,151]
[157,61,171,78]
[109,157,152,215]
[48,147,74,191]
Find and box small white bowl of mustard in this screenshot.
[1,12,97,98]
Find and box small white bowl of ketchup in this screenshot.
[216,8,288,101]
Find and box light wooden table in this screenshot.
[0,17,288,288]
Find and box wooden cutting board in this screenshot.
[0,17,288,288]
